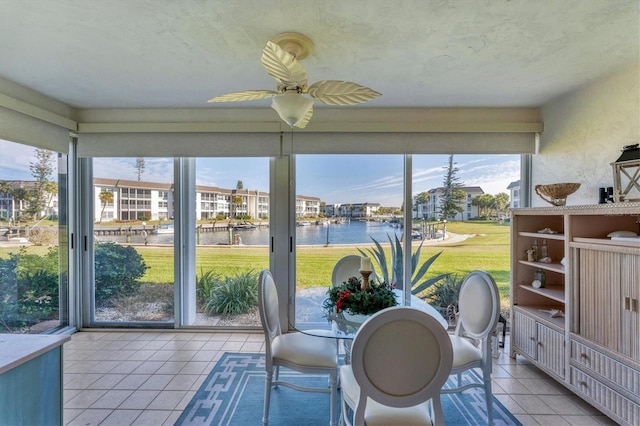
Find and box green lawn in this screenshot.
[1,220,513,307]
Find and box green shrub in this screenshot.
[94,242,147,306]
[359,234,449,294]
[196,269,220,306]
[0,256,19,331]
[425,274,463,325]
[0,253,59,331]
[202,270,258,316]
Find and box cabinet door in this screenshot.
[513,310,537,359]
[577,249,622,351]
[537,323,565,378]
[621,253,640,360]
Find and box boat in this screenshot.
[297,221,311,226]
[152,223,174,234]
[233,222,257,229]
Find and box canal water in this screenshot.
[96,220,407,246]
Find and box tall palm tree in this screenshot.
[98,190,114,223]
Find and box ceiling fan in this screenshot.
[207,32,381,128]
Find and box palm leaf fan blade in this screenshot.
[307,80,381,105]
[261,41,308,87]
[207,90,278,103]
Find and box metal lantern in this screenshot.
[611,144,640,202]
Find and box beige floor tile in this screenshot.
[87,373,127,390]
[65,408,113,426]
[537,394,593,415]
[560,415,611,425]
[509,394,557,415]
[147,350,175,362]
[63,408,84,425]
[65,373,103,389]
[139,374,175,390]
[160,340,190,350]
[242,341,264,352]
[141,339,169,350]
[181,340,207,350]
[162,410,183,425]
[100,409,142,426]
[131,409,173,426]
[494,394,527,415]
[500,362,548,379]
[221,341,245,351]
[64,389,83,404]
[118,390,161,410]
[164,374,199,391]
[200,340,227,351]
[178,361,210,375]
[512,413,539,425]
[109,360,144,374]
[147,390,189,410]
[189,349,219,362]
[132,361,165,375]
[518,378,569,395]
[90,389,134,409]
[493,378,532,394]
[156,361,188,374]
[65,389,108,409]
[168,350,198,361]
[532,414,571,425]
[126,349,157,361]
[113,374,152,390]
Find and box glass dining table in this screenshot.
[294,289,449,341]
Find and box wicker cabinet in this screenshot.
[511,204,640,425]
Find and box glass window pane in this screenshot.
[295,154,404,329]
[192,158,269,328]
[411,154,519,326]
[0,139,68,333]
[91,157,175,325]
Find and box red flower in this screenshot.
[336,290,352,313]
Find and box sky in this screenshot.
[1,139,520,207]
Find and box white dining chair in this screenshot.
[331,255,378,287]
[258,269,339,426]
[339,306,453,426]
[441,270,501,425]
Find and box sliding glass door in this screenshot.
[90,157,175,326]
[294,154,404,328]
[191,157,269,328]
[0,139,69,333]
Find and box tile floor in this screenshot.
[62,330,616,426]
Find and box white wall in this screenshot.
[534,60,640,207]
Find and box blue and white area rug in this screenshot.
[176,352,521,426]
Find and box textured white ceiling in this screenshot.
[0,0,638,110]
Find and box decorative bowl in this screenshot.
[535,183,581,206]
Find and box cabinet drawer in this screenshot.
[570,366,640,426]
[571,340,640,399]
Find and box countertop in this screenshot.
[0,333,70,374]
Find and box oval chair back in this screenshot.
[347,306,453,425]
[457,270,500,340]
[332,255,378,287]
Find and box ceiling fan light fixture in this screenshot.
[271,92,314,127]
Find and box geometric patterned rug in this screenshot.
[175,352,522,426]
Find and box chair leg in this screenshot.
[329,371,337,426]
[263,369,273,425]
[483,370,494,426]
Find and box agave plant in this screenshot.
[358,233,449,296]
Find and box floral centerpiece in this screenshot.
[323,276,398,316]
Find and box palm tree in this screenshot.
[98,190,114,223]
